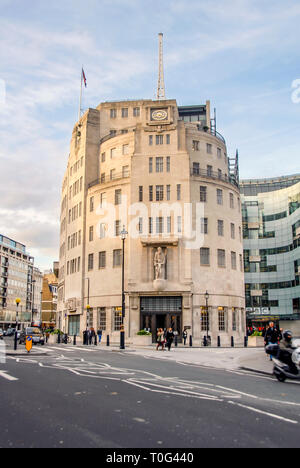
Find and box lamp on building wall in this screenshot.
[14,298,21,351]
[120,226,128,350]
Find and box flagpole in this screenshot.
[78,68,83,122]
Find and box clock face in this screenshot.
[151,109,168,121]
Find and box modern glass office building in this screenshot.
[240,174,300,328]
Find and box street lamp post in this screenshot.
[120,226,128,350]
[14,298,21,351]
[205,291,210,345]
[85,278,90,346]
[31,280,36,325]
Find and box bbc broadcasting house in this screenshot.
[57,98,246,346]
[240,174,300,335]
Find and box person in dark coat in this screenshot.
[166,328,174,351]
[265,322,281,361]
[183,330,188,346]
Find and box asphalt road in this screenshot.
[1,344,300,448]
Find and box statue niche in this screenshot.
[153,247,167,291]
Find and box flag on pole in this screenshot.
[82,68,87,88]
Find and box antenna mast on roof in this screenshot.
[157,33,166,100]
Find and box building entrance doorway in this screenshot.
[140,296,182,343]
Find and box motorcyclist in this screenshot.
[277,330,298,375]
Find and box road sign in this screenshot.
[25,336,33,353]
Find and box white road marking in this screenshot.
[0,370,18,381]
[228,401,298,425]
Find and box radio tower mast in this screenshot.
[157,33,166,101]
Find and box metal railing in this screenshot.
[191,168,239,188]
[88,172,130,189]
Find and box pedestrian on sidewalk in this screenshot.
[166,328,174,351]
[156,328,165,351]
[265,322,281,361]
[97,329,103,344]
[182,330,188,346]
[89,328,95,345]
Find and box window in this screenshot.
[177,216,182,234]
[99,223,106,239]
[240,254,243,272]
[100,192,106,208]
[218,249,226,268]
[115,220,121,237]
[166,157,170,172]
[99,252,106,269]
[200,217,208,235]
[110,130,117,136]
[218,169,222,180]
[110,148,117,159]
[133,107,140,117]
[200,186,207,203]
[156,217,164,234]
[218,220,224,237]
[166,185,171,201]
[166,134,170,145]
[149,135,153,146]
[207,143,212,154]
[207,165,213,177]
[113,250,122,267]
[156,185,164,201]
[200,248,210,266]
[97,308,106,330]
[138,217,143,234]
[231,223,235,239]
[156,135,163,145]
[177,184,181,201]
[193,162,200,175]
[167,216,171,234]
[139,186,143,202]
[122,144,129,155]
[201,309,210,332]
[122,165,129,178]
[149,186,153,202]
[149,217,153,234]
[101,152,106,163]
[89,226,94,242]
[149,157,153,173]
[110,109,117,119]
[115,189,122,205]
[90,197,94,212]
[217,148,222,159]
[110,169,116,180]
[88,254,94,271]
[218,309,225,331]
[231,252,237,270]
[121,108,128,118]
[156,157,163,173]
[230,193,234,209]
[192,140,199,151]
[232,309,237,332]
[101,173,106,183]
[217,189,223,205]
[114,309,122,331]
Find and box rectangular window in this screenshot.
[149,157,153,173]
[166,134,170,145]
[139,186,143,202]
[90,197,94,212]
[101,173,106,183]
[217,148,222,159]
[218,169,222,180]
[207,165,213,177]
[133,107,140,117]
[177,184,181,201]
[98,308,106,330]
[167,216,171,234]
[138,217,143,234]
[149,135,153,146]
[149,186,153,202]
[110,148,117,159]
[207,143,212,154]
[231,252,237,270]
[156,157,163,173]
[114,309,122,331]
[115,220,121,237]
[101,152,106,163]
[156,135,164,145]
[201,218,208,234]
[88,254,94,271]
[232,310,237,332]
[218,249,226,268]
[89,226,94,242]
[110,169,116,180]
[218,220,224,237]
[230,193,234,209]
[113,250,122,267]
[121,108,128,118]
[149,217,153,234]
[166,185,171,201]
[201,309,210,332]
[231,223,235,239]
[115,189,122,205]
[122,165,129,178]
[240,254,243,272]
[217,189,223,205]
[122,144,129,155]
[156,217,164,234]
[200,247,210,266]
[100,192,106,208]
[192,140,200,151]
[99,252,106,269]
[200,186,207,202]
[156,185,164,201]
[218,310,225,331]
[177,216,182,234]
[166,156,170,172]
[193,162,200,175]
[110,109,117,119]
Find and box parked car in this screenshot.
[5,328,15,337]
[19,327,45,346]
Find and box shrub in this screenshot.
[137,330,152,336]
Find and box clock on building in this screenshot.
[151,109,168,121]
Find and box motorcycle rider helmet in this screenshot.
[283,330,293,342]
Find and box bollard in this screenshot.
[244,336,248,348]
[217,336,221,347]
[73,335,76,346]
[203,336,207,347]
[107,335,110,347]
[94,335,97,346]
[189,335,193,347]
[57,333,61,344]
[231,336,234,348]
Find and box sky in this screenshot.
[0,0,299,271]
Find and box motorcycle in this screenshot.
[266,339,300,382]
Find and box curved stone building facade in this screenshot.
[58,99,246,346]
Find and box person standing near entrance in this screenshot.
[97,329,103,344]
[156,328,165,351]
[264,322,281,360]
[166,328,174,351]
[182,330,188,346]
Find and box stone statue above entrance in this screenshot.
[153,247,167,291]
